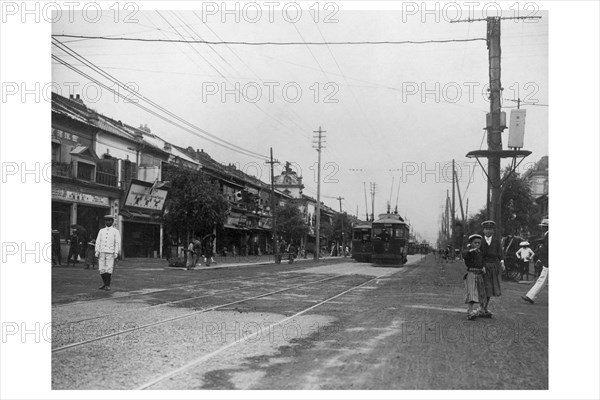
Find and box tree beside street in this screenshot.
[162,168,229,243]
[332,212,353,247]
[274,201,308,244]
[466,167,539,237]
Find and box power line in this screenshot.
[52,52,267,160]
[52,34,487,46]
[156,11,309,143]
[53,38,268,159]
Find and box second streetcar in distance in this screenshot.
[351,222,372,262]
[371,212,410,265]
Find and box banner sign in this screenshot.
[124,180,168,211]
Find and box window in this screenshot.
[393,227,405,238]
[52,142,61,162]
[77,162,95,181]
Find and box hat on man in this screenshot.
[519,241,530,246]
[481,220,496,228]
[103,214,115,220]
[468,234,482,241]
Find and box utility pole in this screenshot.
[454,15,539,235]
[451,159,456,250]
[455,163,466,223]
[363,182,369,221]
[266,148,280,259]
[336,196,345,256]
[487,17,503,226]
[313,127,326,260]
[370,182,376,221]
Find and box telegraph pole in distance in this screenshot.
[313,127,326,260]
[370,182,376,221]
[266,148,280,259]
[451,159,456,250]
[336,196,345,256]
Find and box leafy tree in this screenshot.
[163,167,229,243]
[275,201,308,244]
[332,213,353,245]
[500,168,538,237]
[465,166,538,237]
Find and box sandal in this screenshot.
[480,311,493,318]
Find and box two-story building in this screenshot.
[52,92,171,259]
[51,93,121,246]
[523,155,549,217]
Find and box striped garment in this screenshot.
[464,271,487,303]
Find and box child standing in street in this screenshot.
[462,234,487,320]
[516,241,535,280]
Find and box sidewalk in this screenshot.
[115,254,351,271]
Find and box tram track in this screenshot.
[52,274,342,353]
[135,272,388,390]
[51,276,261,308]
[55,273,317,325]
[51,270,314,309]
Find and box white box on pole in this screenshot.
[508,109,527,148]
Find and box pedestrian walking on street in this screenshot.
[480,220,505,318]
[516,241,535,280]
[95,215,121,291]
[66,229,80,266]
[203,237,215,266]
[522,222,549,304]
[185,240,196,270]
[462,234,487,320]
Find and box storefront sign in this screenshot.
[124,182,167,211]
[52,128,80,144]
[259,218,272,229]
[227,216,240,226]
[52,186,110,206]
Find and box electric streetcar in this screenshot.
[351,222,372,262]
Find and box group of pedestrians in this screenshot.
[185,235,216,270]
[462,219,549,320]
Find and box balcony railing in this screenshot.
[96,170,118,187]
[51,161,118,187]
[51,161,72,178]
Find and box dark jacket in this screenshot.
[462,248,484,269]
[480,234,504,263]
[535,233,549,268]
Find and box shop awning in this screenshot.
[120,210,161,220]
[224,224,249,231]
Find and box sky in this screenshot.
[1,2,600,400]
[50,5,549,244]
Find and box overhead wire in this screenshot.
[52,34,488,45]
[52,39,268,160]
[185,11,311,139]
[156,11,309,145]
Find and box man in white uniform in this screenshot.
[95,215,121,290]
[522,220,549,304]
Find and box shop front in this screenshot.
[52,183,118,257]
[121,216,161,258]
[119,179,168,259]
